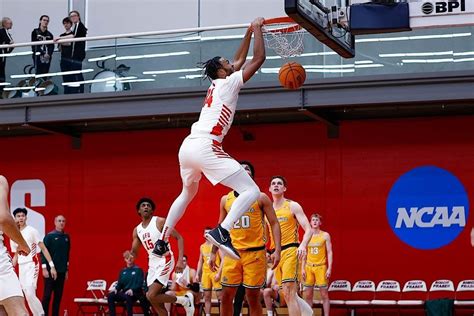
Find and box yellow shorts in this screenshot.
[303,264,328,288]
[275,246,299,285]
[221,249,266,288]
[201,270,222,291]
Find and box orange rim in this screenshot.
[263,17,302,34]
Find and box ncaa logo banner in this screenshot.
[386,166,469,250]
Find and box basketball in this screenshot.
[278,62,306,90]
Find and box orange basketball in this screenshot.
[279,62,306,90]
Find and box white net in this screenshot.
[263,22,305,58]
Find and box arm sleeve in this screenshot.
[221,70,244,103]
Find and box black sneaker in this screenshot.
[152,239,170,257]
[205,225,240,260]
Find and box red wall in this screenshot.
[1,116,473,313]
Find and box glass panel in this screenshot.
[1,25,472,99]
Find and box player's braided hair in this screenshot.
[200,56,222,81]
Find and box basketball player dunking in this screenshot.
[154,17,267,260]
[130,198,194,316]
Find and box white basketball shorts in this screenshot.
[147,255,175,287]
[19,261,39,289]
[179,136,242,186]
[0,251,23,301]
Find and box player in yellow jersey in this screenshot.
[210,161,281,316]
[195,227,223,316]
[302,214,333,316]
[269,176,313,316]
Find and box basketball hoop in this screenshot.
[262,17,305,58]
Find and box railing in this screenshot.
[0,24,472,99]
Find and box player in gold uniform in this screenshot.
[302,214,333,316]
[269,176,313,316]
[195,227,223,316]
[210,161,281,316]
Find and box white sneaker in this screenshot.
[183,292,195,316]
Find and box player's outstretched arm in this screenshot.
[0,176,30,256]
[242,17,266,83]
[261,193,281,269]
[291,201,312,260]
[233,27,252,71]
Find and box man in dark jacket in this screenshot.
[41,215,70,316]
[108,251,150,316]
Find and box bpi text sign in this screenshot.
[386,166,469,250]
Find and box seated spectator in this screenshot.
[165,255,198,316]
[107,251,150,316]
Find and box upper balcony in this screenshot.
[0,23,473,137]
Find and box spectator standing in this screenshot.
[31,15,54,76]
[0,17,14,93]
[41,215,70,316]
[57,17,74,94]
[68,10,87,93]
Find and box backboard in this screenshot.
[285,0,355,58]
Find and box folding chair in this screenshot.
[328,280,352,306]
[345,280,376,315]
[371,280,401,305]
[429,279,455,300]
[454,280,474,309]
[397,280,427,307]
[74,279,108,315]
